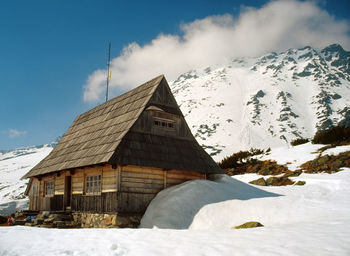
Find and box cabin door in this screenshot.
[64,176,72,210]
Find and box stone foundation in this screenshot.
[72,212,142,228]
[13,210,142,228]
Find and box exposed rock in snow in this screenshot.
[171,44,350,160]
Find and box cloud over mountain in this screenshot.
[8,129,27,138]
[83,0,350,103]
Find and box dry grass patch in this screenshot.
[300,151,350,174]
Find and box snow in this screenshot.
[1,169,349,255]
[321,145,350,156]
[0,145,53,215]
[0,144,349,255]
[1,221,350,256]
[140,175,279,229]
[170,45,350,160]
[141,169,350,231]
[0,138,349,255]
[260,142,324,170]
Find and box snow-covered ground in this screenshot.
[0,145,53,215]
[0,143,349,255]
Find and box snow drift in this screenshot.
[140,175,280,229]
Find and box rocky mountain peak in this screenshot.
[170,44,350,160]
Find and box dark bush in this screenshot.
[312,125,350,144]
[218,148,266,169]
[291,138,309,146]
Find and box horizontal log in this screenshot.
[102,175,117,179]
[83,170,102,176]
[120,186,162,194]
[74,171,84,176]
[103,181,117,186]
[102,188,117,193]
[103,169,116,175]
[72,179,83,182]
[122,171,163,180]
[102,183,117,189]
[166,173,203,180]
[123,166,163,175]
[102,177,117,183]
[72,191,83,195]
[166,178,191,184]
[72,180,83,184]
[121,181,164,190]
[121,177,164,185]
[167,170,203,177]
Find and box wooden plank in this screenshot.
[55,180,64,185]
[103,174,117,179]
[102,185,117,192]
[72,191,83,195]
[164,171,167,188]
[166,177,192,183]
[167,169,203,177]
[102,189,117,193]
[121,181,164,189]
[121,171,163,180]
[102,177,117,184]
[83,168,102,176]
[123,165,163,175]
[120,186,162,194]
[39,180,44,197]
[101,165,115,172]
[121,177,164,185]
[103,169,116,176]
[166,174,202,180]
[117,165,121,191]
[118,192,157,213]
[168,171,203,177]
[103,183,117,189]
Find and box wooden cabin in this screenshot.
[23,75,222,215]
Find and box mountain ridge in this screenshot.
[170,44,350,160]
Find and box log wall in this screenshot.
[27,164,205,214]
[118,165,205,214]
[71,192,118,213]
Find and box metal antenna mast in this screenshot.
[106,42,111,102]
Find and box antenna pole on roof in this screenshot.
[106,42,111,102]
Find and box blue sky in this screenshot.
[0,0,349,150]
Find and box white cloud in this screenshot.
[8,129,27,138]
[83,0,350,103]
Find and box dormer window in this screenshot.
[154,118,175,129]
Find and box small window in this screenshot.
[85,175,101,195]
[45,181,54,197]
[154,118,175,129]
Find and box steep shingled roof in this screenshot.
[23,75,222,178]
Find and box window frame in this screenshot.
[153,117,175,129]
[44,180,54,197]
[85,174,102,196]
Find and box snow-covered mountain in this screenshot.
[0,144,54,215]
[171,44,350,160]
